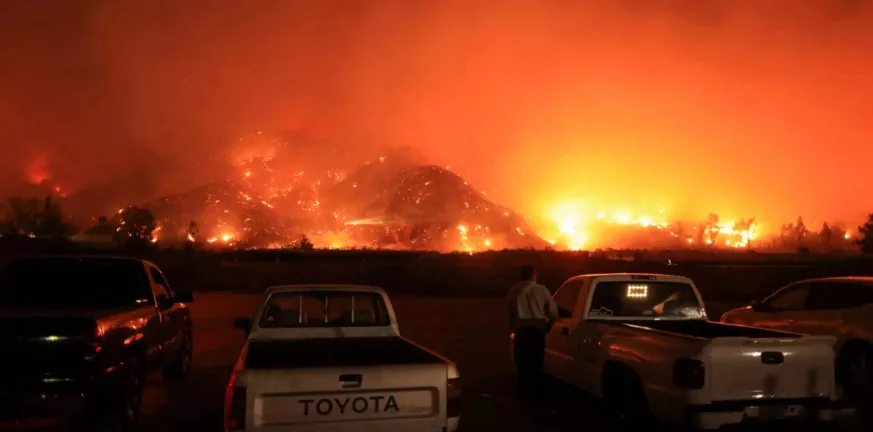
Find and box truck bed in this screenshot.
[612,319,801,340]
[245,337,446,369]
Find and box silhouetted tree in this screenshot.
[187,220,200,242]
[705,213,720,245]
[693,224,706,246]
[819,222,833,247]
[34,196,67,238]
[734,217,756,248]
[297,235,314,251]
[856,214,873,254]
[119,206,157,248]
[1,196,43,234]
[780,223,795,248]
[795,217,808,245]
[0,196,76,238]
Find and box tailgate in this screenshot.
[243,338,449,432]
[704,336,836,401]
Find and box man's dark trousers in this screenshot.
[513,325,547,400]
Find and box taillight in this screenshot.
[224,378,246,431]
[673,358,705,389]
[225,348,248,432]
[446,377,462,418]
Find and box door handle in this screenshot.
[339,374,362,388]
[561,327,570,336]
[786,319,795,324]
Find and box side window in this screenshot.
[554,280,583,318]
[149,268,171,299]
[764,283,810,311]
[810,282,873,310]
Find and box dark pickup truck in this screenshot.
[0,256,194,430]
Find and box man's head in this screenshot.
[519,264,536,282]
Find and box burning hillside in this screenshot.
[125,143,547,251]
[12,133,860,253]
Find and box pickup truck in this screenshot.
[540,273,841,430]
[227,285,460,432]
[0,256,194,430]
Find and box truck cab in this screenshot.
[0,256,194,430]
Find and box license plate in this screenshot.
[256,390,435,425]
[745,404,805,419]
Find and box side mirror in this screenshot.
[234,317,252,335]
[174,291,194,303]
[750,300,764,312]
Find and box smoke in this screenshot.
[2,0,872,229]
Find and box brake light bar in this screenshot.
[446,377,462,418]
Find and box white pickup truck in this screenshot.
[541,273,842,430]
[225,285,461,432]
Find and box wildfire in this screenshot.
[538,201,759,251]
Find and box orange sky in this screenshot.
[2,0,872,233]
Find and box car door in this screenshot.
[799,281,868,343]
[148,266,184,367]
[750,282,813,333]
[545,278,584,385]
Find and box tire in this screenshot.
[603,367,651,431]
[164,332,193,382]
[837,343,873,400]
[94,357,143,432]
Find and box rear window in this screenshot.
[588,281,705,319]
[259,291,391,328]
[0,257,152,310]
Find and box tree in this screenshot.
[1,196,43,234]
[34,196,67,238]
[187,220,200,242]
[734,217,756,248]
[296,234,314,251]
[119,206,157,248]
[780,223,794,247]
[0,196,76,238]
[856,214,873,254]
[795,216,808,245]
[819,222,833,247]
[705,213,720,245]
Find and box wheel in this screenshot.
[164,332,193,382]
[94,357,143,432]
[837,343,873,400]
[603,368,651,431]
[120,357,144,431]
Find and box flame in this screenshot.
[25,153,51,184]
[538,201,760,250]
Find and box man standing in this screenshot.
[507,264,557,401]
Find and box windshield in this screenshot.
[0,257,153,310]
[587,281,705,319]
[259,291,391,328]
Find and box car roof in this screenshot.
[9,255,152,266]
[797,276,873,286]
[265,284,387,295]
